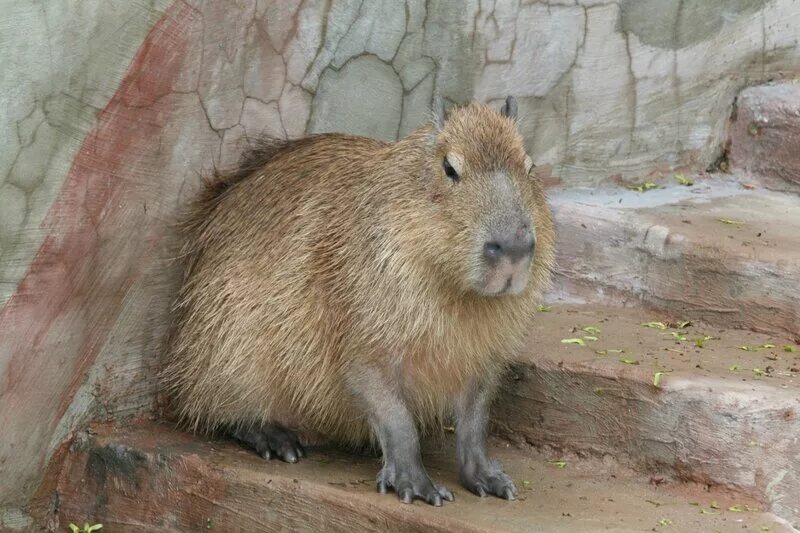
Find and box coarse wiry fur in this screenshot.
[162,102,556,448]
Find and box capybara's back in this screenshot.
[163,97,555,505]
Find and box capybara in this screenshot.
[162,96,555,506]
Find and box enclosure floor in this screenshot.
[33,420,789,532]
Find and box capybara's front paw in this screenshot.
[460,463,518,500]
[232,424,305,463]
[376,463,454,506]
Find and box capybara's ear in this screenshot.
[432,94,446,131]
[500,96,517,120]
[525,154,535,174]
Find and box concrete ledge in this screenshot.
[31,420,789,532]
[548,180,800,337]
[496,305,800,525]
[729,82,800,191]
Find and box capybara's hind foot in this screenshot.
[232,424,305,463]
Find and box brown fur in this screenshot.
[162,102,556,447]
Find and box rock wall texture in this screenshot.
[1,0,799,520]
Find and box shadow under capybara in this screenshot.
[162,96,555,506]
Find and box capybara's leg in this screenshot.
[345,364,453,506]
[232,424,305,463]
[455,377,518,500]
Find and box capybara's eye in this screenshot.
[443,158,459,182]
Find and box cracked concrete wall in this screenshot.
[1,0,799,520]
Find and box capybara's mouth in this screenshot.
[477,261,531,296]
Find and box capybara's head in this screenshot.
[427,96,550,297]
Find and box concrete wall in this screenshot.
[1,0,799,521]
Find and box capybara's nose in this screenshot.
[483,226,535,263]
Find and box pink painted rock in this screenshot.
[729,83,800,188]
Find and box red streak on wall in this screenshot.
[0,0,198,486]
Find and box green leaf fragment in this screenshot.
[717,218,744,225]
[642,321,668,330]
[710,501,720,509]
[784,345,797,352]
[549,460,567,469]
[695,338,706,348]
[728,504,745,512]
[537,305,552,312]
[657,518,673,526]
[68,525,103,533]
[620,358,640,365]
[561,338,586,346]
[583,335,599,342]
[653,372,664,387]
[674,173,694,186]
[628,182,660,192]
[596,349,624,355]
[582,326,601,335]
[676,321,692,329]
[522,479,531,487]
[700,509,719,515]
[761,344,775,349]
[729,365,739,372]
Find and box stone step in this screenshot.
[495,304,800,526]
[548,176,800,337]
[32,421,791,533]
[729,82,800,192]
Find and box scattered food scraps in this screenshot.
[561,338,586,346]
